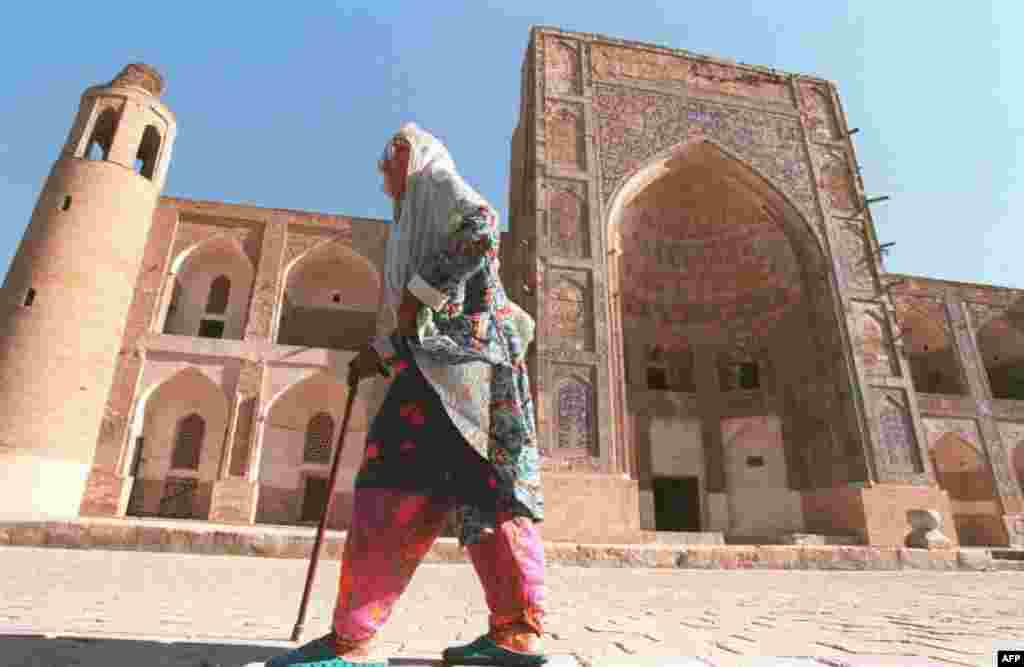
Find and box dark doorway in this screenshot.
[653,476,700,531]
[198,318,226,339]
[300,476,330,523]
[126,437,146,516]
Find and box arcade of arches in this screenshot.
[118,230,385,530]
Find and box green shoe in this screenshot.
[442,635,547,666]
[264,633,388,667]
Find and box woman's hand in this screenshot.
[396,288,421,337]
[348,346,385,385]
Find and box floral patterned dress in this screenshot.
[359,197,543,547]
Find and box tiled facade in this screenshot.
[3,33,1024,548]
[498,27,1024,547]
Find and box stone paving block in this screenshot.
[10,526,48,547]
[86,523,139,550]
[135,525,165,548]
[741,660,826,666]
[818,657,949,666]
[897,548,957,570]
[955,549,994,571]
[677,547,717,569]
[44,522,87,548]
[586,658,713,666]
[754,546,802,570]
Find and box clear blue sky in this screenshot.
[0,2,1020,287]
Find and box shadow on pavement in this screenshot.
[3,635,442,667]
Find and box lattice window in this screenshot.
[205,275,231,315]
[304,412,335,464]
[171,413,204,470]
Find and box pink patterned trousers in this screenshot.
[332,488,546,642]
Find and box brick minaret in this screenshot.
[0,64,177,519]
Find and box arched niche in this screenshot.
[975,304,1024,401]
[276,241,380,351]
[162,236,255,340]
[255,371,367,528]
[894,299,966,395]
[124,366,230,519]
[930,432,1004,546]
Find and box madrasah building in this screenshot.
[1,27,1022,549]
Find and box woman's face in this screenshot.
[382,139,412,201]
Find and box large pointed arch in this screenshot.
[602,136,870,539]
[605,138,827,275]
[602,138,843,481]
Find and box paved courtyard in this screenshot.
[1,546,1022,666]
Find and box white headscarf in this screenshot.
[378,123,488,316]
[377,123,535,358]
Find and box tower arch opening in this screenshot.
[84,107,119,161]
[135,124,162,180]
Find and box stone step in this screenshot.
[2,517,1022,572]
[646,531,725,545]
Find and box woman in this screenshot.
[266,123,546,667]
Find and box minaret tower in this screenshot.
[0,64,176,519]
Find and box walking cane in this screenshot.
[290,367,362,642]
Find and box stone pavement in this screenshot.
[2,547,1022,667]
